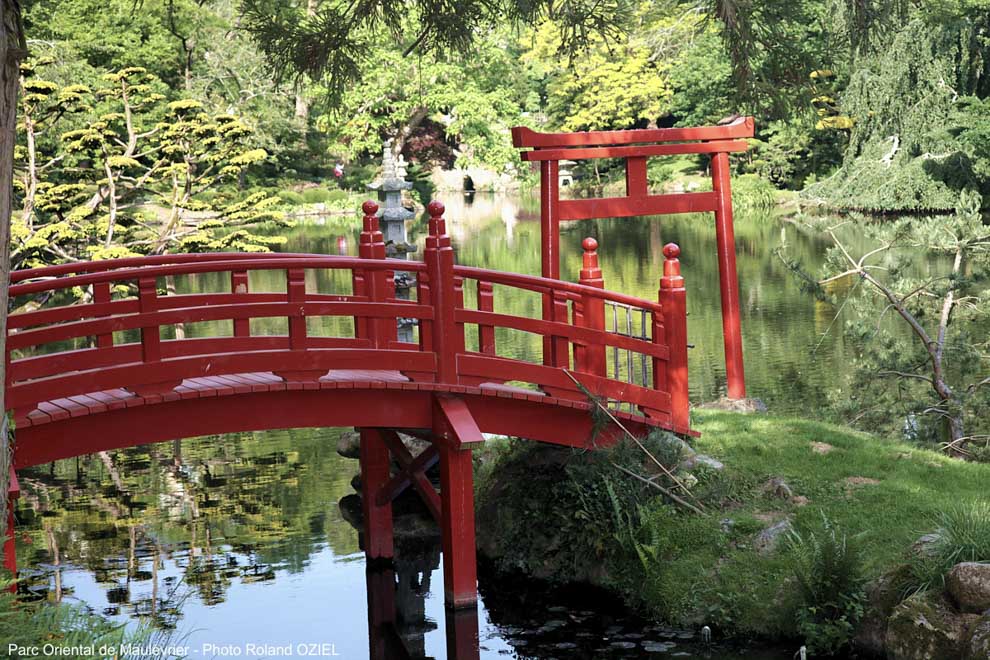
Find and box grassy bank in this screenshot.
[475,411,990,651]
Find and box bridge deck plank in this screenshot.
[13,369,683,441]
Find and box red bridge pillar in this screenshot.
[359,428,394,563]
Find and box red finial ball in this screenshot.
[362,200,379,216]
[582,237,598,253]
[663,243,680,259]
[427,200,445,217]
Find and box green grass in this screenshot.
[691,411,985,573]
[634,411,990,636]
[476,411,990,642]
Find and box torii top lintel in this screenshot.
[511,115,754,400]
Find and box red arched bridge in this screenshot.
[3,200,693,608]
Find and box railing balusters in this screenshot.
[231,271,250,338]
[138,277,160,363]
[93,281,112,349]
[286,268,307,350]
[477,281,495,355]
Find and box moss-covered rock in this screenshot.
[886,591,968,660]
[855,564,914,656]
[947,563,990,614]
[965,614,990,660]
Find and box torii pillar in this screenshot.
[512,117,754,399]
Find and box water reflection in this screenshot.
[14,193,851,658]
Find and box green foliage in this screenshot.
[788,516,867,655]
[0,579,128,658]
[906,502,990,593]
[524,18,673,131]
[809,9,990,211]
[13,58,286,271]
[239,0,635,106]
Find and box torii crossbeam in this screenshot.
[512,116,754,400]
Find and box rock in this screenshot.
[337,430,361,459]
[761,477,793,499]
[754,519,793,556]
[913,533,944,558]
[854,564,914,657]
[679,454,724,471]
[350,473,361,492]
[791,495,810,506]
[886,590,969,660]
[965,614,990,659]
[696,397,768,413]
[947,563,990,614]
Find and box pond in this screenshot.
[13,190,867,659]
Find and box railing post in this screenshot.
[137,277,161,363]
[231,271,250,338]
[359,201,396,349]
[93,282,113,349]
[424,201,460,384]
[476,281,495,355]
[577,237,606,377]
[711,151,746,399]
[659,243,690,431]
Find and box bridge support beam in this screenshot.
[433,396,484,609]
[359,429,394,563]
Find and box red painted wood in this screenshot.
[476,281,495,355]
[660,244,690,430]
[424,202,460,384]
[377,443,441,519]
[558,192,717,221]
[518,139,749,162]
[626,157,648,197]
[435,429,478,608]
[577,238,606,377]
[454,309,668,359]
[511,116,754,148]
[434,395,485,449]
[378,430,442,523]
[539,160,560,280]
[711,152,747,399]
[231,271,250,337]
[359,428,394,562]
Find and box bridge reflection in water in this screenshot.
[6,199,692,613]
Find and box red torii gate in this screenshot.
[512,116,754,400]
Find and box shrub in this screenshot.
[907,502,990,593]
[300,188,332,204]
[787,516,867,656]
[277,190,305,206]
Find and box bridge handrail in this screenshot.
[5,200,692,434]
[9,255,426,297]
[10,251,331,283]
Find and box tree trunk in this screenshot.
[0,0,24,548]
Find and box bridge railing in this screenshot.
[6,200,690,434]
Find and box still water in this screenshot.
[14,192,853,659]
